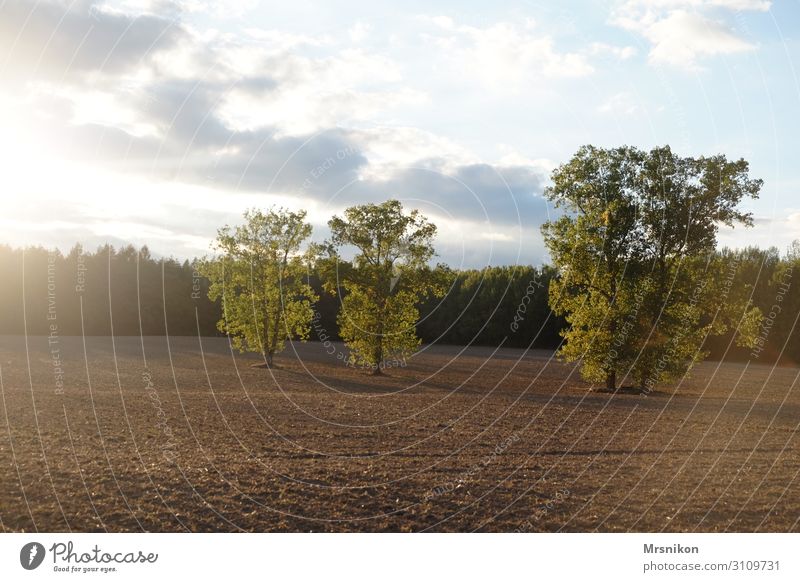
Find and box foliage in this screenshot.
[323,199,446,372]
[543,145,763,390]
[4,192,800,378]
[417,265,562,348]
[198,208,317,367]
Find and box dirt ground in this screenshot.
[0,335,798,532]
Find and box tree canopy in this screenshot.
[198,208,318,367]
[323,199,447,372]
[543,145,763,391]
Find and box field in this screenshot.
[1,335,798,532]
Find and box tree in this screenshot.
[542,145,762,392]
[198,208,318,367]
[323,200,446,373]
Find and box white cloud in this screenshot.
[56,86,159,137]
[0,2,547,261]
[589,42,638,60]
[495,146,556,176]
[611,0,770,70]
[355,126,479,180]
[1,1,424,139]
[645,10,756,69]
[217,49,427,135]
[0,0,184,81]
[171,0,258,19]
[1,2,688,265]
[479,231,515,242]
[421,17,594,90]
[718,211,800,254]
[242,28,333,51]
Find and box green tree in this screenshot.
[543,145,762,391]
[199,208,318,367]
[324,200,446,373]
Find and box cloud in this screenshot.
[589,42,637,60]
[216,49,427,136]
[479,231,515,242]
[162,0,258,19]
[611,0,770,71]
[0,0,184,82]
[420,16,594,90]
[644,10,756,69]
[1,1,554,266]
[340,162,547,226]
[718,211,800,255]
[80,125,544,227]
[1,3,545,225]
[241,27,333,51]
[355,126,480,179]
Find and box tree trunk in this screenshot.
[606,279,618,393]
[371,342,384,375]
[372,295,386,374]
[266,350,274,368]
[639,373,651,394]
[269,305,282,367]
[262,312,271,364]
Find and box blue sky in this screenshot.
[1,0,798,267]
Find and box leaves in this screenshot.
[542,145,762,389]
[326,200,444,370]
[197,208,318,363]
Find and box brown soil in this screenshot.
[1,335,798,532]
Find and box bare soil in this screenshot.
[1,335,798,532]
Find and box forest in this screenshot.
[0,241,796,365]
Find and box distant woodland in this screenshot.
[1,243,797,365]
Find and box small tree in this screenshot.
[324,200,446,373]
[543,145,762,391]
[198,208,318,367]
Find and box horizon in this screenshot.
[1,219,797,267]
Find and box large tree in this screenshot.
[323,200,446,373]
[543,145,762,391]
[198,208,318,367]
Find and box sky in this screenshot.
[1,0,798,268]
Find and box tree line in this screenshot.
[0,242,562,349]
[2,241,794,365]
[0,244,219,337]
[2,145,799,387]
